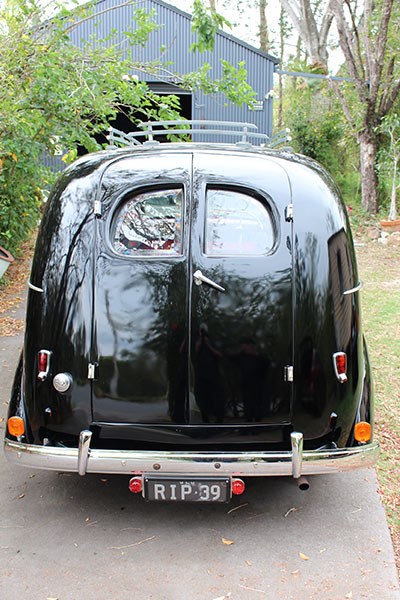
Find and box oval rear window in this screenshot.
[112,188,184,256]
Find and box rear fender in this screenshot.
[346,336,374,447]
[6,353,33,444]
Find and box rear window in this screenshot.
[205,188,274,256]
[111,188,183,256]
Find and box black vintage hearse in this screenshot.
[4,121,379,502]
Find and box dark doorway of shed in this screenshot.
[116,90,192,143]
[77,86,192,154]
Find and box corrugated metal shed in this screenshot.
[68,0,278,139]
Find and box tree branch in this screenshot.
[332,1,367,101]
[368,0,394,110]
[381,78,400,116]
[63,0,144,35]
[378,54,395,115]
[279,0,303,39]
[320,0,335,47]
[329,79,356,130]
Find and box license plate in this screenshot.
[143,475,231,503]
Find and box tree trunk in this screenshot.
[388,153,398,220]
[259,0,269,52]
[277,7,285,128]
[358,129,379,214]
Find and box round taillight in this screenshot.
[128,477,143,494]
[53,372,73,393]
[232,478,245,495]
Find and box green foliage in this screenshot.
[0,0,255,255]
[190,0,230,52]
[277,62,362,204]
[188,1,255,107]
[181,60,256,107]
[0,153,44,253]
[218,60,256,107]
[281,82,341,164]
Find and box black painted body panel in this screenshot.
[6,144,373,451]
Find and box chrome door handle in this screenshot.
[193,270,225,293]
[343,281,363,296]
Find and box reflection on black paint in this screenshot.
[230,338,270,421]
[24,171,98,439]
[190,267,293,425]
[194,324,224,423]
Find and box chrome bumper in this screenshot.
[4,431,379,478]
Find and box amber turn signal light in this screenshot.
[7,416,25,437]
[354,421,371,443]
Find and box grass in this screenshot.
[356,235,400,574]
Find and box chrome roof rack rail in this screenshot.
[106,120,271,148]
[107,127,142,148]
[269,128,292,149]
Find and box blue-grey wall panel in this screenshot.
[68,0,278,138]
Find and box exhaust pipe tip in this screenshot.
[296,475,310,491]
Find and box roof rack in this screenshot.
[107,120,271,148]
[106,120,292,150]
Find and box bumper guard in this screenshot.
[4,431,379,478]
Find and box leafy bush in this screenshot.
[278,66,361,204]
[0,152,46,254]
[0,0,255,255]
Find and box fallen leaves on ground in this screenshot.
[0,237,34,336]
[0,237,35,315]
[0,317,25,336]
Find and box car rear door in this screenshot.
[91,150,294,429]
[91,153,192,424]
[189,152,294,425]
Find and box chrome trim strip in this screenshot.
[78,430,93,476]
[343,281,363,296]
[290,432,303,478]
[28,281,44,293]
[4,438,379,477]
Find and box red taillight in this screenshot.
[38,352,48,372]
[231,478,245,496]
[38,350,51,381]
[128,477,143,494]
[333,352,347,383]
